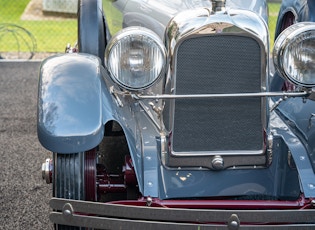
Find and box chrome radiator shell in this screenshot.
[162,8,269,168]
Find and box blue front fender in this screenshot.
[37,53,104,153]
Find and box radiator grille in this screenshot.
[173,35,263,152]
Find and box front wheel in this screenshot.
[54,149,97,230]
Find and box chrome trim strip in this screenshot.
[170,150,264,157]
[49,198,315,229]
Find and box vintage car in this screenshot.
[39,0,315,229]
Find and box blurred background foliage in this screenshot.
[0,0,281,59]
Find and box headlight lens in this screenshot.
[105,27,166,90]
[273,22,315,88]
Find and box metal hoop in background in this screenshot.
[0,23,37,60]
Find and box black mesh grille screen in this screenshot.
[173,35,263,152]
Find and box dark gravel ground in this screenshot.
[0,61,53,230]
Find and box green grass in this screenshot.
[103,0,123,36]
[0,0,76,53]
[21,20,77,52]
[268,3,281,49]
[0,0,280,53]
[0,0,29,20]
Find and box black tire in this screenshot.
[78,0,106,64]
[54,150,97,230]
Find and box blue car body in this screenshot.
[38,0,315,229]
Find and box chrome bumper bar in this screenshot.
[50,198,315,229]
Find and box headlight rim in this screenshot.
[273,22,315,88]
[272,22,315,88]
[105,26,167,91]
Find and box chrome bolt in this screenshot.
[62,203,74,218]
[63,209,72,216]
[211,155,224,170]
[230,221,239,227]
[228,214,240,230]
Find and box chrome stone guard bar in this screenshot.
[131,91,308,100]
[113,89,311,110]
[50,198,315,229]
[133,92,311,112]
[110,88,310,111]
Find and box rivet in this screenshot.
[308,183,315,190]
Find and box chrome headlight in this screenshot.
[273,22,315,88]
[105,27,166,90]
